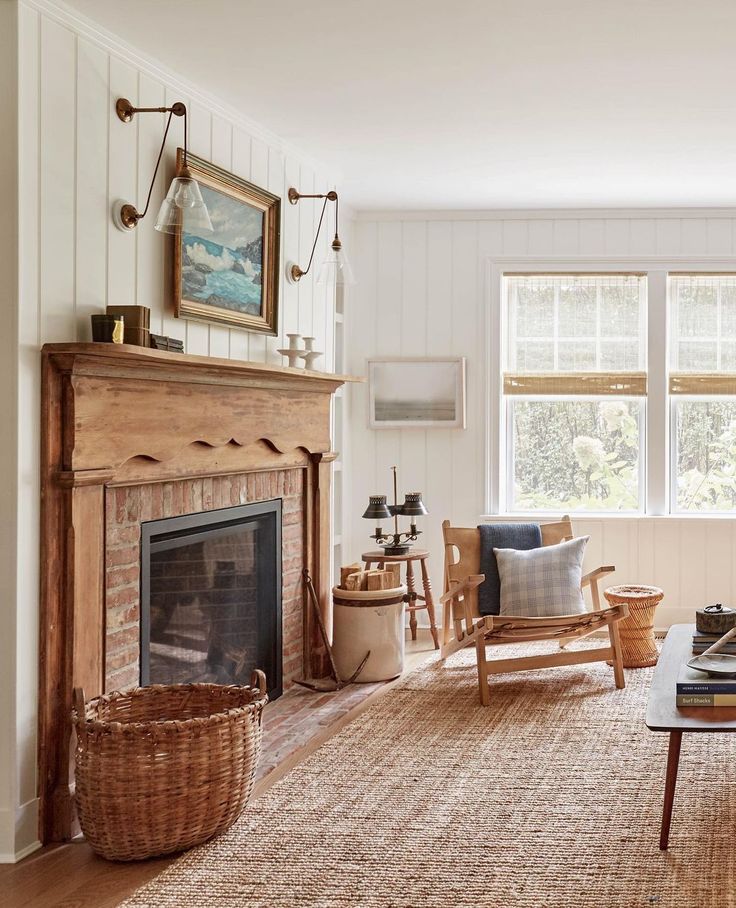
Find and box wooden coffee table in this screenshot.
[646,623,736,849]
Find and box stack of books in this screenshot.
[691,631,736,654]
[677,663,736,706]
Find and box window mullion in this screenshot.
[647,270,668,515]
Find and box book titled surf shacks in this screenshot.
[676,662,736,706]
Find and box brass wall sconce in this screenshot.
[112,98,213,235]
[286,187,355,285]
[362,467,428,555]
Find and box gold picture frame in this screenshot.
[174,149,280,334]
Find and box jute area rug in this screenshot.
[122,645,736,908]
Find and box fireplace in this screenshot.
[40,343,352,842]
[140,500,282,700]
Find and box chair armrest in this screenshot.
[439,574,485,605]
[581,565,615,588]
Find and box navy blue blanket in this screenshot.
[477,523,542,615]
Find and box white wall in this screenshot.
[0,0,22,866]
[346,211,736,630]
[4,0,343,861]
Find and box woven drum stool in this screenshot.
[604,585,664,668]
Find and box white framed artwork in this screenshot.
[368,357,466,429]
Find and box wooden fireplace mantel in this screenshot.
[39,342,361,843]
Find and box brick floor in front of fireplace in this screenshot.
[254,633,437,793]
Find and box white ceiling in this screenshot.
[66,0,736,210]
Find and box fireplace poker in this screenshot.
[295,569,370,692]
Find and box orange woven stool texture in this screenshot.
[73,673,267,861]
[603,585,664,668]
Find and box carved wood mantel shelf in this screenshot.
[39,343,361,843]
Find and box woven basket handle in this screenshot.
[72,687,86,719]
[251,670,267,698]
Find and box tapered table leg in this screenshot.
[420,557,440,649]
[406,560,418,641]
[660,730,682,850]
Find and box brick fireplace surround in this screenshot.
[39,344,353,845]
[106,469,304,692]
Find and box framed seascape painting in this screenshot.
[368,358,467,429]
[174,149,281,334]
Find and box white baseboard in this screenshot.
[0,839,41,863]
[0,798,41,863]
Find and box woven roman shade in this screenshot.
[504,372,647,396]
[670,373,736,395]
[504,273,647,397]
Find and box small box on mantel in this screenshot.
[106,305,151,347]
[150,333,185,353]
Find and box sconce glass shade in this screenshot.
[154,176,213,234]
[317,244,355,286]
[362,495,392,520]
[400,492,429,517]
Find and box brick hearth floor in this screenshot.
[254,633,437,792]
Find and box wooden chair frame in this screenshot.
[441,516,628,705]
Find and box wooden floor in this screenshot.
[2,634,436,908]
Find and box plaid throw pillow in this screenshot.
[494,536,589,618]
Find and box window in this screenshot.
[503,274,647,513]
[670,275,736,513]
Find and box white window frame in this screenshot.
[485,258,736,518]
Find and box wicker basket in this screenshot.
[72,672,268,862]
[603,585,664,668]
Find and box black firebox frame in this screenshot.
[139,499,282,700]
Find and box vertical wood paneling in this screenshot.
[248,138,269,363]
[681,218,708,255]
[400,221,427,354]
[450,221,479,525]
[265,146,285,363]
[706,219,732,256]
[281,155,301,350]
[182,102,212,356]
[313,170,332,372]
[39,18,76,342]
[133,73,165,332]
[296,166,315,342]
[656,218,681,256]
[655,521,681,613]
[604,219,629,255]
[679,521,706,610]
[527,219,555,255]
[477,220,503,259]
[553,219,579,255]
[376,222,403,356]
[228,127,252,361]
[208,115,233,359]
[629,219,656,256]
[346,220,378,556]
[16,1,42,815]
[577,219,605,255]
[160,86,188,345]
[75,40,108,340]
[502,220,528,256]
[705,520,732,605]
[106,56,138,309]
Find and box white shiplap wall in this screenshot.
[6,0,342,860]
[346,212,736,630]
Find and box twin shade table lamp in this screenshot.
[362,467,428,555]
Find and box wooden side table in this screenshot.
[604,584,664,668]
[361,549,439,650]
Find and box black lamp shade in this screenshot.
[362,495,392,520]
[400,492,428,517]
